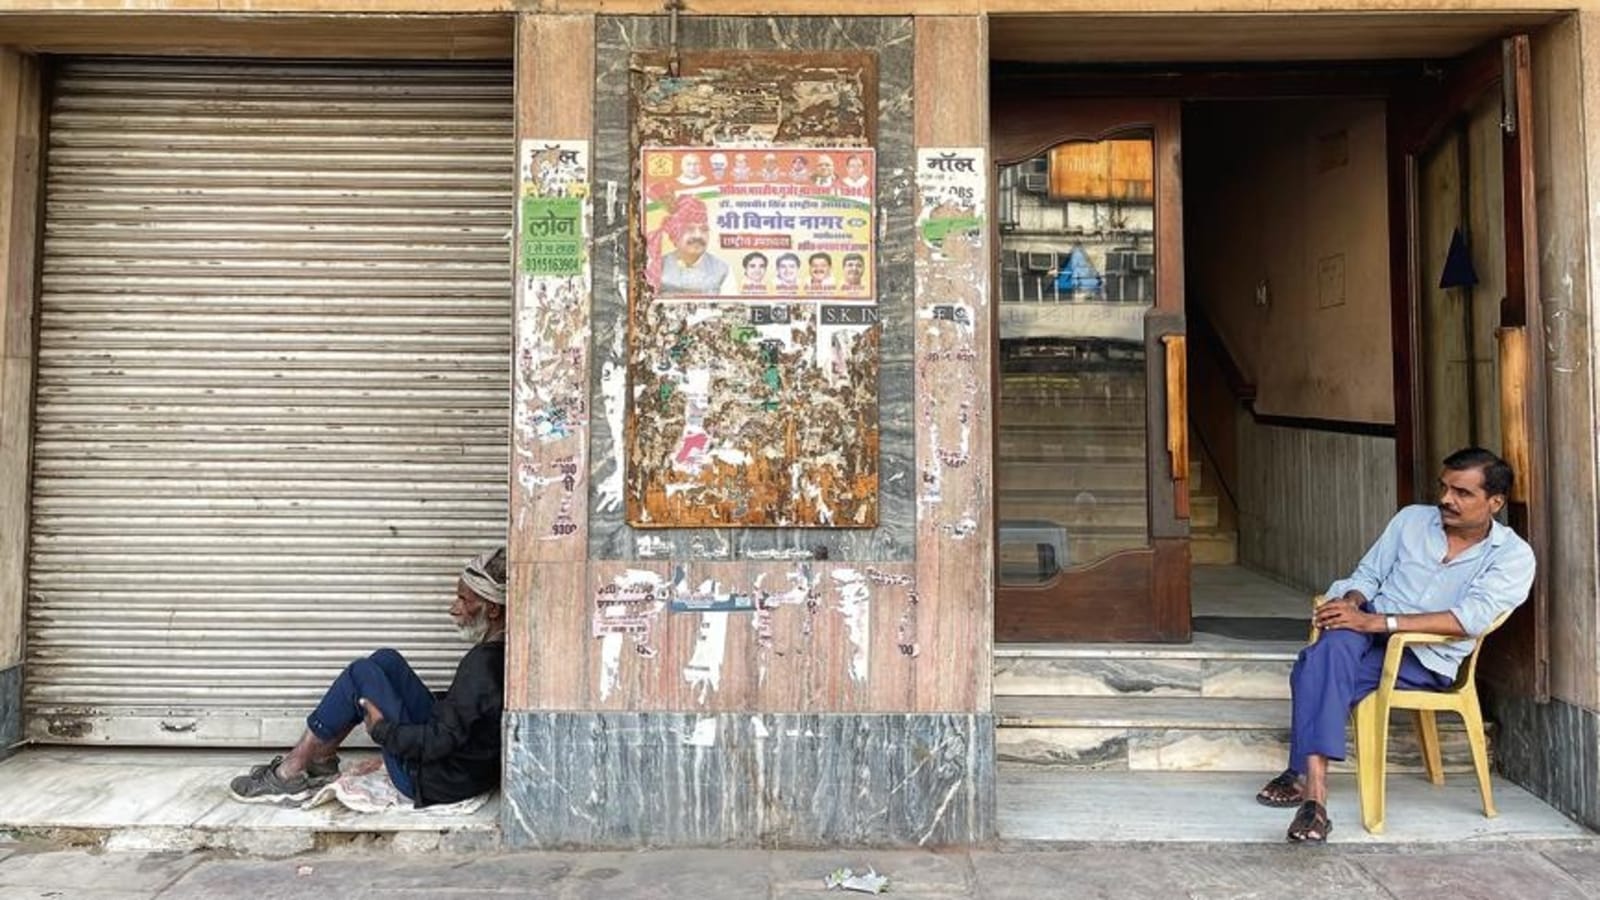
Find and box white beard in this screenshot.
[455,606,491,643]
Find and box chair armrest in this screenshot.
[1376,630,1458,693]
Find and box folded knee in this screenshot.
[368,648,404,668]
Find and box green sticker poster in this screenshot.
[520,196,584,276]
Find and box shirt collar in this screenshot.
[1426,504,1510,553]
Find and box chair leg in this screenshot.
[1461,696,1497,819]
[1415,710,1445,785]
[1354,696,1388,834]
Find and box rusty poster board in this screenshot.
[625,53,880,530]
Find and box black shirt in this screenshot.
[370,639,504,807]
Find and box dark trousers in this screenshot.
[306,648,435,799]
[1288,625,1452,775]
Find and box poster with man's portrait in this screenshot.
[640,147,876,303]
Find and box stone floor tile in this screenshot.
[4,889,159,900]
[555,850,772,900]
[1543,847,1600,895]
[159,854,581,899]
[1357,850,1589,900]
[971,848,1389,900]
[768,849,973,894]
[0,849,203,892]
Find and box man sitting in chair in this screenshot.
[1255,447,1535,842]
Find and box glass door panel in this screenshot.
[996,133,1156,585]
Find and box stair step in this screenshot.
[999,459,1204,492]
[1000,401,1151,427]
[996,696,1491,774]
[997,529,1237,576]
[995,645,1293,700]
[1000,493,1219,529]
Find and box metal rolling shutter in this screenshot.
[25,59,513,746]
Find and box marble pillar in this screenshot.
[0,664,20,760]
[501,712,994,848]
[1487,692,1600,831]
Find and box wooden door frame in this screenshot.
[991,97,1190,643]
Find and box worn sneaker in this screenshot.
[243,754,340,785]
[228,755,313,804]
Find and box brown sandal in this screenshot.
[1255,769,1304,808]
[1286,800,1332,844]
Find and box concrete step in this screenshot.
[996,695,1491,774]
[994,636,1300,701]
[1000,493,1219,529]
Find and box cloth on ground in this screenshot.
[301,767,492,816]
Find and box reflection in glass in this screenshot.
[996,135,1155,584]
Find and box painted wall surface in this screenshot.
[1185,99,1394,424]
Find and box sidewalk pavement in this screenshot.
[4,839,1600,899]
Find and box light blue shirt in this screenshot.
[1326,504,1536,680]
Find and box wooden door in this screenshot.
[991,98,1190,643]
[1388,36,1549,698]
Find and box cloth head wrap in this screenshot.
[460,546,507,606]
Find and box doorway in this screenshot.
[991,38,1548,655]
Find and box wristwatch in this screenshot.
[1385,615,1399,633]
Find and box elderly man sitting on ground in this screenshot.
[228,547,508,808]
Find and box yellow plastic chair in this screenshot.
[1308,595,1509,834]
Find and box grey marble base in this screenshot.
[0,664,20,760]
[1487,692,1600,831]
[502,712,994,849]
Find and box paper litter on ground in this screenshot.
[300,768,492,816]
[825,867,890,894]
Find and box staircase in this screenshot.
[997,368,1236,577]
[994,636,1489,773]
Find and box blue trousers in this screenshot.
[306,648,435,799]
[1288,626,1452,775]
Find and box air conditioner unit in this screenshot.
[1021,173,1048,194]
[1024,251,1055,272]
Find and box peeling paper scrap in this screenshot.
[683,613,730,698]
[685,717,718,747]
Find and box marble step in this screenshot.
[996,696,1491,774]
[1000,493,1220,529]
[994,637,1300,700]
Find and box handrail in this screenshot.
[1187,303,1257,409]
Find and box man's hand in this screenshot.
[359,698,385,734]
[1314,597,1384,633]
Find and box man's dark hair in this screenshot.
[1443,446,1514,499]
[741,252,768,268]
[843,253,864,265]
[808,252,832,266]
